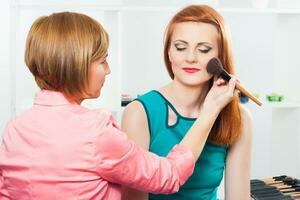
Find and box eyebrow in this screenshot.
[173,40,213,46]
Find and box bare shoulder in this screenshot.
[237,104,253,142]
[239,105,253,128]
[122,100,148,125]
[121,101,150,148]
[227,105,253,153]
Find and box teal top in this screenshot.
[136,90,228,200]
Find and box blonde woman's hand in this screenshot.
[203,76,239,113]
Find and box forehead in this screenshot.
[171,22,218,44]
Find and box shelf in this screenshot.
[219,8,300,14]
[263,102,300,108]
[10,2,300,14]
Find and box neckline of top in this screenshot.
[152,90,197,121]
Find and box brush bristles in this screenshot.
[207,57,223,76]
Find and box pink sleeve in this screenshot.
[0,171,10,200]
[95,113,195,194]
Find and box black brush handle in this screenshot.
[260,197,294,200]
[255,196,294,200]
[251,187,278,193]
[220,70,231,82]
[273,175,287,181]
[253,192,283,198]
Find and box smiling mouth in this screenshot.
[182,67,201,74]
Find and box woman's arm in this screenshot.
[225,105,253,200]
[95,77,237,195]
[0,170,10,199]
[121,101,150,200]
[95,112,195,194]
[95,103,220,194]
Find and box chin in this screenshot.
[183,75,211,85]
[93,92,101,98]
[180,78,207,86]
[87,91,101,99]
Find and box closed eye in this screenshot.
[174,43,186,51]
[198,47,211,53]
[175,47,186,51]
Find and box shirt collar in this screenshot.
[34,90,79,106]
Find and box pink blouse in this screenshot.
[0,90,195,200]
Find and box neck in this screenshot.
[160,80,209,118]
[75,99,83,105]
[69,97,83,105]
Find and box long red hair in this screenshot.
[163,5,241,145]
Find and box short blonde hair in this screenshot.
[25,12,109,100]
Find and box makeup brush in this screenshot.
[252,189,300,199]
[252,175,288,185]
[251,188,300,199]
[252,192,294,200]
[262,177,294,185]
[251,177,300,200]
[206,57,262,106]
[281,187,300,193]
[263,175,288,182]
[251,177,300,190]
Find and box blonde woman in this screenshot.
[0,12,238,199]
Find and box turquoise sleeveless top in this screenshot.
[136,90,228,200]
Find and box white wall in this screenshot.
[0,0,11,138]
[224,12,277,178]
[0,1,300,194]
[121,10,172,96]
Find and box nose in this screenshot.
[186,50,197,64]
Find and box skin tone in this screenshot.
[87,54,110,99]
[121,22,252,200]
[166,22,219,118]
[75,54,110,104]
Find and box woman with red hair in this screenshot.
[122,5,252,200]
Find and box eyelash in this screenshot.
[199,49,211,53]
[175,46,211,54]
[175,47,186,51]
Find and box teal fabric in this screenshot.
[136,90,228,200]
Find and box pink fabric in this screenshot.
[0,90,195,200]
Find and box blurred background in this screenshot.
[1,0,300,198]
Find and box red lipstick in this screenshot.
[182,67,200,74]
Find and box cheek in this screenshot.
[96,71,105,85]
[89,69,103,88]
[201,51,219,69]
[206,49,218,60]
[169,50,185,67]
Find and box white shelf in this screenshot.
[263,102,300,108]
[219,8,300,14]
[10,2,300,14]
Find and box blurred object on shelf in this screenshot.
[240,93,249,104]
[253,93,260,99]
[266,93,284,102]
[121,94,132,107]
